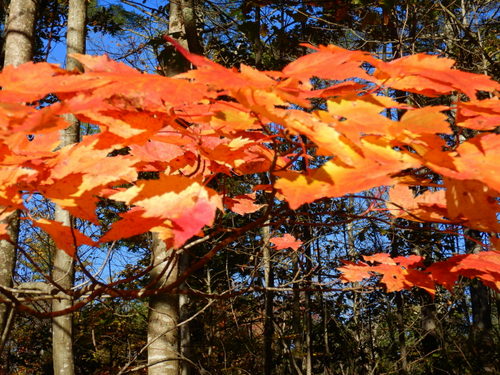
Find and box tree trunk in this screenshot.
[148,2,201,373]
[179,251,191,375]
[291,250,303,375]
[464,229,495,373]
[52,2,86,374]
[262,222,274,375]
[389,222,409,375]
[3,0,36,66]
[148,235,180,375]
[302,226,312,375]
[0,0,37,368]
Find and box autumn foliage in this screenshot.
[0,40,499,297]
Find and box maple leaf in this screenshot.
[224,193,265,215]
[457,99,500,131]
[99,207,165,244]
[427,251,500,292]
[32,218,96,257]
[388,185,451,224]
[283,43,375,82]
[374,53,500,98]
[445,178,500,233]
[339,253,435,295]
[338,260,373,283]
[102,174,222,248]
[72,54,141,74]
[0,166,36,209]
[276,144,420,209]
[270,234,303,250]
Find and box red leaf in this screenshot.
[270,234,303,250]
[33,218,96,257]
[224,193,265,215]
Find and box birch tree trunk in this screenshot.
[52,1,86,374]
[148,2,201,374]
[464,229,495,373]
[262,222,274,375]
[148,236,180,375]
[0,0,37,368]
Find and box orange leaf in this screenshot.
[427,251,500,292]
[283,44,374,82]
[104,174,222,248]
[32,218,96,257]
[270,234,303,250]
[388,185,451,223]
[224,193,265,215]
[374,54,500,98]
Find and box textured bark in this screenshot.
[148,2,201,373]
[3,0,36,67]
[464,229,495,372]
[389,223,409,375]
[147,236,180,375]
[179,0,203,55]
[179,251,191,375]
[302,226,312,375]
[0,0,37,368]
[51,2,86,374]
[262,223,274,375]
[291,250,302,375]
[0,213,18,355]
[51,205,76,375]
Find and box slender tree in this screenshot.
[0,0,37,368]
[147,1,202,374]
[51,1,86,374]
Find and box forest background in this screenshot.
[0,0,499,374]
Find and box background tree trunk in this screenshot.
[148,2,201,374]
[464,229,495,373]
[179,250,192,375]
[52,1,86,374]
[3,0,36,66]
[0,0,37,368]
[148,235,180,375]
[262,222,274,375]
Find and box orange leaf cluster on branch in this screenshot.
[338,251,500,295]
[0,40,498,294]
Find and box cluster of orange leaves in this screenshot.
[0,39,498,295]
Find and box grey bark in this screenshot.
[52,1,86,374]
[147,235,180,375]
[262,223,274,375]
[389,223,409,374]
[179,250,192,375]
[3,0,36,67]
[302,227,312,375]
[464,230,495,372]
[0,0,37,368]
[148,2,201,374]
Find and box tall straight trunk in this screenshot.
[300,221,313,375]
[464,229,494,372]
[291,250,303,375]
[414,226,441,374]
[3,0,36,66]
[148,236,180,375]
[316,245,331,375]
[0,0,37,368]
[52,2,86,374]
[179,251,191,375]
[389,221,408,374]
[464,230,492,332]
[262,222,274,375]
[148,2,201,374]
